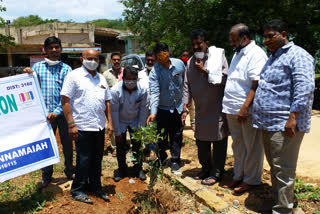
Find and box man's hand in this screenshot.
[181,112,188,126]
[147,114,156,125]
[195,59,207,74]
[47,112,58,123]
[285,113,298,138]
[115,135,123,143]
[23,67,33,74]
[107,122,114,137]
[68,125,78,141]
[237,104,249,123]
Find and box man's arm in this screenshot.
[62,95,78,141]
[285,53,315,137]
[238,80,258,122]
[182,63,191,126]
[105,100,113,136]
[138,89,149,127]
[147,69,160,125]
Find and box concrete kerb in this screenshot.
[163,167,230,212]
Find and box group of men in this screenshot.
[22,19,314,214]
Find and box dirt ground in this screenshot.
[34,133,211,214]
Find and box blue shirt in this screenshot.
[252,42,315,133]
[110,81,148,136]
[149,58,185,114]
[32,61,72,115]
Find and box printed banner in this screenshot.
[0,73,60,182]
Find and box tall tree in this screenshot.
[88,19,127,30]
[0,0,15,52]
[121,0,320,58]
[11,15,58,27]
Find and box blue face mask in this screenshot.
[124,80,137,90]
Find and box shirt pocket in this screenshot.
[265,65,290,84]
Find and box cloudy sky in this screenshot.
[1,0,125,22]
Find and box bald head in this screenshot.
[229,23,251,50]
[82,49,98,59]
[230,23,250,39]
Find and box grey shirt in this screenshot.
[183,54,229,141]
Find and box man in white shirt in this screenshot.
[138,50,156,89]
[61,49,113,204]
[222,24,267,193]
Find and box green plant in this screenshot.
[294,179,320,202]
[131,122,164,190]
[169,179,184,193]
[313,210,320,214]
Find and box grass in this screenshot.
[294,179,320,202]
[0,179,54,213]
[0,153,66,213]
[315,73,320,79]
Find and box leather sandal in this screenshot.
[223,179,242,189]
[71,194,93,204]
[201,176,218,186]
[234,182,254,193]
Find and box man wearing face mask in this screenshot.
[103,52,124,89]
[252,20,314,214]
[182,29,229,186]
[61,49,113,204]
[138,50,156,89]
[180,50,196,131]
[222,24,267,193]
[23,36,74,188]
[110,66,148,182]
[147,42,185,172]
[102,52,124,156]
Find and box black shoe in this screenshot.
[94,190,110,202]
[114,170,127,182]
[137,170,146,181]
[38,179,51,189]
[170,162,180,172]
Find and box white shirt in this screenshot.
[222,41,267,115]
[110,81,148,136]
[61,66,112,131]
[138,68,150,89]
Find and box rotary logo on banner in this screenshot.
[0,73,60,182]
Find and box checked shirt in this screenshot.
[32,61,72,115]
[252,42,315,133]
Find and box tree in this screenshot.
[87,19,127,30]
[121,0,320,58]
[0,0,15,52]
[11,15,58,27]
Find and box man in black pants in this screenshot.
[61,49,113,204]
[182,29,229,185]
[147,42,186,172]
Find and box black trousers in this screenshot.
[71,129,105,195]
[116,127,142,172]
[42,114,74,181]
[156,108,183,163]
[196,137,228,180]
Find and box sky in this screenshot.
[1,0,125,23]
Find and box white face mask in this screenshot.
[145,64,153,71]
[83,59,99,71]
[45,58,60,66]
[124,80,137,90]
[194,52,205,59]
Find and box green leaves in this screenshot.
[121,0,320,58]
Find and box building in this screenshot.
[0,22,141,76]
